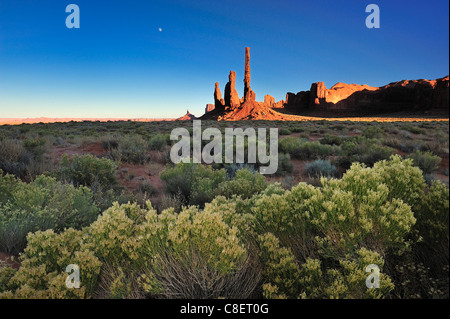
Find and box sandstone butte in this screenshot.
[176,109,197,121]
[201,47,449,121]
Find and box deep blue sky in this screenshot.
[0,0,448,118]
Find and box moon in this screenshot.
[158,28,162,32]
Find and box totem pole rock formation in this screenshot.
[225,71,241,109]
[214,82,225,109]
[244,47,256,102]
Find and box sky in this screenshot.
[0,0,448,119]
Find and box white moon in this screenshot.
[158,28,162,32]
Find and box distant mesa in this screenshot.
[176,109,197,121]
[285,76,449,115]
[201,47,449,121]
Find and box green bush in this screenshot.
[57,154,118,191]
[191,170,227,206]
[362,126,383,139]
[402,124,426,135]
[0,172,99,255]
[1,228,101,299]
[279,128,292,136]
[407,150,441,175]
[218,168,268,199]
[1,202,256,299]
[339,137,395,168]
[279,137,304,155]
[320,134,343,146]
[0,139,47,180]
[291,127,305,133]
[413,181,449,272]
[386,180,449,299]
[1,155,447,300]
[276,153,294,177]
[160,163,226,206]
[138,181,159,197]
[118,135,149,164]
[305,160,337,178]
[292,141,337,160]
[252,156,423,299]
[148,134,167,151]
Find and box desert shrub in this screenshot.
[258,234,393,299]
[0,171,19,204]
[22,137,46,158]
[383,136,401,149]
[218,168,268,199]
[413,181,449,272]
[386,181,449,299]
[336,155,425,208]
[279,128,292,136]
[331,124,346,131]
[148,134,167,151]
[305,160,337,178]
[151,205,258,298]
[0,260,16,294]
[292,141,337,160]
[0,139,47,180]
[397,140,429,153]
[252,156,425,299]
[276,153,294,176]
[339,137,395,168]
[138,181,159,197]
[53,137,65,146]
[1,229,102,298]
[3,202,259,299]
[160,163,226,206]
[190,170,227,207]
[2,155,447,300]
[362,126,383,139]
[118,135,149,164]
[90,184,134,213]
[222,163,256,179]
[101,138,119,151]
[155,193,184,213]
[15,175,99,228]
[57,154,118,191]
[251,186,318,263]
[402,124,426,135]
[279,137,304,155]
[0,173,99,255]
[258,232,302,298]
[0,207,55,255]
[291,127,305,133]
[320,134,343,146]
[407,150,441,175]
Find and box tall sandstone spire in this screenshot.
[244,47,256,102]
[214,82,225,109]
[225,71,241,109]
